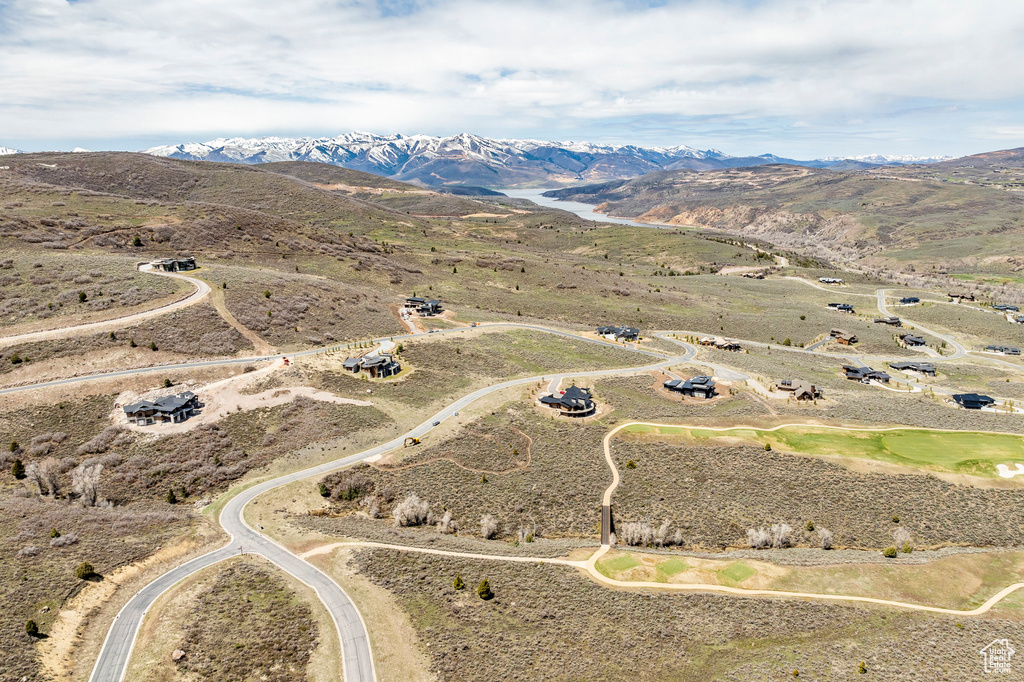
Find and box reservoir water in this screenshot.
[499,188,660,228]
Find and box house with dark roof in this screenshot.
[843,365,890,383]
[819,277,844,284]
[1015,315,1024,325]
[540,385,596,417]
[664,375,717,399]
[342,354,402,378]
[597,325,640,341]
[993,304,1020,312]
[899,297,920,305]
[776,379,821,400]
[150,256,196,272]
[123,391,199,426]
[874,316,902,326]
[404,297,443,315]
[900,333,927,347]
[953,393,996,410]
[985,345,1021,356]
[700,336,741,351]
[889,360,937,376]
[827,303,855,313]
[948,292,975,302]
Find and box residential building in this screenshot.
[889,361,936,376]
[843,365,890,383]
[948,292,975,302]
[827,303,855,313]
[404,297,443,315]
[900,333,927,347]
[342,354,402,378]
[819,277,844,284]
[540,385,596,417]
[874,316,902,326]
[597,325,640,341]
[984,345,1021,356]
[830,328,857,345]
[664,375,717,399]
[699,336,741,351]
[150,256,196,272]
[953,393,996,410]
[776,379,821,400]
[993,304,1020,312]
[123,391,199,426]
[899,296,920,305]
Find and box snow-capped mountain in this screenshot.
[819,153,953,165]
[0,146,21,156]
[144,132,945,186]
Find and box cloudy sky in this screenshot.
[2,0,1023,158]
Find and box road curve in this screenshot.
[88,329,683,682]
[876,288,968,359]
[0,268,211,350]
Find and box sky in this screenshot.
[2,0,1024,158]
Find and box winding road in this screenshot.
[0,276,1009,681]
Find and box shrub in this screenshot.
[882,546,897,558]
[264,290,271,298]
[132,236,142,247]
[653,519,672,546]
[78,291,87,303]
[747,527,771,549]
[129,338,137,348]
[625,459,636,469]
[164,378,172,388]
[166,489,177,504]
[805,520,815,532]
[25,620,38,636]
[859,662,867,674]
[51,533,79,548]
[770,523,792,548]
[480,514,499,539]
[10,353,22,364]
[75,561,96,579]
[782,338,791,346]
[764,443,772,451]
[453,574,465,590]
[893,527,912,550]
[50,528,60,538]
[477,579,494,600]
[11,458,25,479]
[149,341,158,351]
[436,510,456,534]
[330,472,374,501]
[318,482,330,497]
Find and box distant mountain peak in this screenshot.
[0,146,22,156]
[142,132,947,187]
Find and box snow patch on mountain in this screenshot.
[0,146,22,156]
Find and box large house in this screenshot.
[874,316,902,326]
[828,303,856,313]
[149,256,196,272]
[830,328,858,345]
[948,292,975,302]
[889,360,937,376]
[985,345,1021,356]
[993,304,1020,313]
[899,297,920,305]
[843,365,890,383]
[123,391,199,426]
[900,333,927,347]
[700,336,741,351]
[776,379,821,400]
[664,376,717,399]
[819,277,844,284]
[342,353,402,378]
[540,385,596,417]
[405,297,443,316]
[597,325,640,342]
[953,393,996,410]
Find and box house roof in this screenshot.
[342,358,361,369]
[953,393,995,407]
[360,354,396,368]
[890,361,936,373]
[406,296,425,303]
[902,334,926,345]
[124,391,196,414]
[541,385,594,410]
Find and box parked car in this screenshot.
[432,420,441,426]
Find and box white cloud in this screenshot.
[1,0,1023,155]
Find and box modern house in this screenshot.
[342,354,402,378]
[984,345,1021,356]
[540,385,596,417]
[993,304,1020,313]
[843,365,890,383]
[900,333,927,347]
[819,277,845,284]
[150,256,196,272]
[953,393,996,410]
[741,272,765,279]
[1015,315,1024,325]
[827,303,856,313]
[889,360,937,376]
[123,391,199,426]
[948,292,975,302]
[776,379,821,400]
[832,329,857,345]
[664,375,717,399]
[699,336,741,351]
[899,297,920,305]
[597,325,640,342]
[404,297,443,315]
[874,316,902,326]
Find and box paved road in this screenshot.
[0,267,210,349]
[876,288,968,359]
[88,327,683,682]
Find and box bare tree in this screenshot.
[619,521,654,546]
[72,460,104,507]
[817,527,834,550]
[391,493,430,527]
[359,494,381,518]
[893,527,913,552]
[436,510,456,534]
[480,514,499,539]
[747,527,771,549]
[654,519,671,547]
[672,529,684,546]
[770,523,792,549]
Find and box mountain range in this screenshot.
[142,132,951,187]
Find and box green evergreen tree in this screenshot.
[477,579,494,600]
[166,488,177,504]
[453,574,465,590]
[11,458,25,479]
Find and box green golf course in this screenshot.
[623,423,1024,477]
